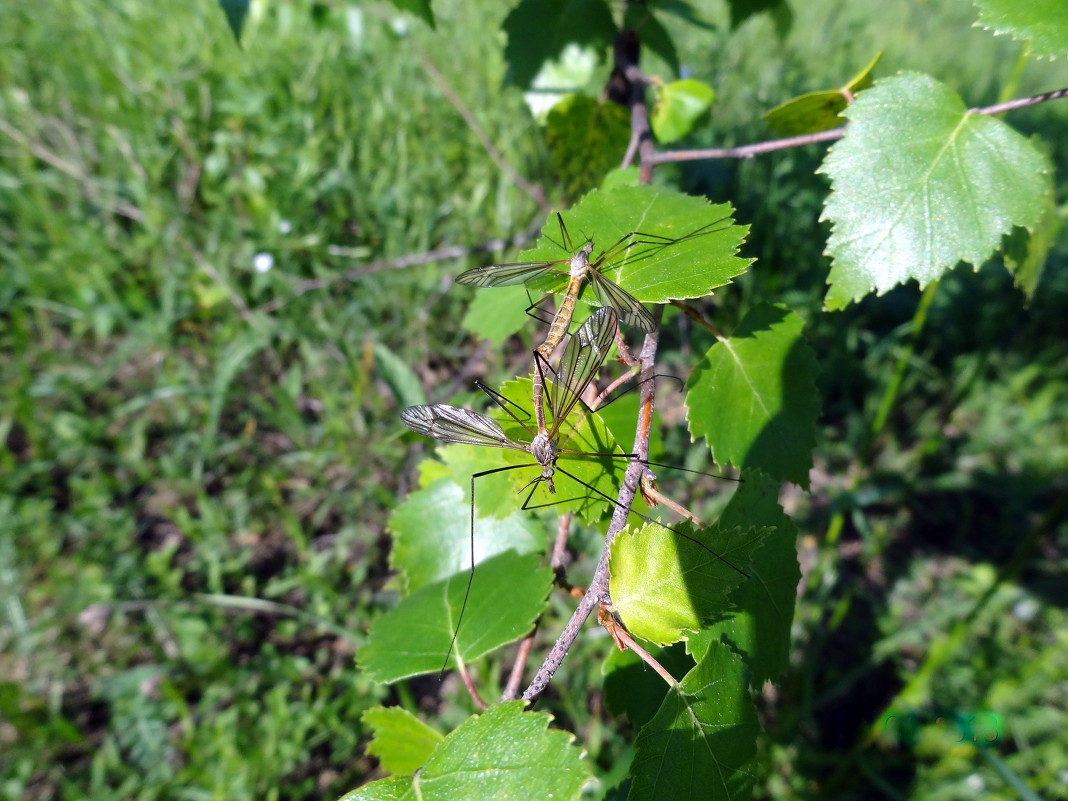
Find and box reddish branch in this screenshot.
[523,309,663,701]
[654,85,1068,164]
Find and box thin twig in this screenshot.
[501,511,574,701]
[654,85,1068,164]
[502,634,537,701]
[457,659,488,710]
[654,127,844,164]
[669,299,726,341]
[259,218,546,314]
[598,607,678,689]
[615,627,678,688]
[0,116,144,221]
[523,309,663,702]
[640,472,705,527]
[550,511,573,574]
[594,367,640,407]
[976,85,1068,115]
[415,48,546,209]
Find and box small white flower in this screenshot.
[1012,598,1037,621]
[965,774,984,792]
[253,252,274,273]
[278,219,292,234]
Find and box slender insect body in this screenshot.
[528,430,557,492]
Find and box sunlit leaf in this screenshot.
[517,185,751,304]
[363,707,443,776]
[609,521,765,644]
[686,304,819,487]
[461,283,532,345]
[651,79,716,143]
[388,478,547,594]
[820,73,1050,309]
[341,703,590,801]
[973,0,1068,58]
[763,50,883,135]
[358,551,553,681]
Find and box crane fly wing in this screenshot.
[587,270,656,332]
[401,405,520,450]
[455,260,565,288]
[547,306,618,433]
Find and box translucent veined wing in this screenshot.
[546,306,618,435]
[400,405,523,450]
[454,260,565,288]
[586,269,656,332]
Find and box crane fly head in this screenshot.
[570,241,594,278]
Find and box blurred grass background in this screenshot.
[1,0,1066,799]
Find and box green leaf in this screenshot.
[973,0,1068,59]
[547,95,630,200]
[601,167,641,189]
[460,283,531,347]
[686,304,819,487]
[388,479,547,594]
[628,640,759,801]
[844,51,881,94]
[341,703,591,801]
[820,73,1051,309]
[727,0,793,36]
[609,521,765,645]
[627,10,679,75]
[651,79,716,143]
[217,0,249,43]
[415,378,629,526]
[503,0,617,89]
[690,471,799,683]
[374,342,428,408]
[517,185,751,305]
[764,52,881,137]
[358,551,553,681]
[363,707,443,776]
[1003,193,1061,301]
[764,90,849,137]
[387,0,435,28]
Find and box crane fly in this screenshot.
[401,306,619,512]
[456,212,730,432]
[400,307,747,670]
[455,213,658,361]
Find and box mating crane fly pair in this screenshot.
[400,213,743,667]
